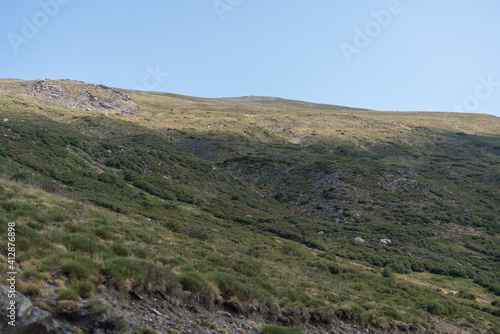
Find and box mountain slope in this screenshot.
[0,79,499,333]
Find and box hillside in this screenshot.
[0,79,499,334]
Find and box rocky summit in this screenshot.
[30,79,136,115]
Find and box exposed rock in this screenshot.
[151,308,162,316]
[354,237,365,243]
[273,166,295,181]
[31,80,136,115]
[0,284,54,334]
[216,310,232,318]
[389,177,418,188]
[380,238,392,244]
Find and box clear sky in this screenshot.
[1,0,499,117]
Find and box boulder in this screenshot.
[354,237,365,243]
[380,238,392,244]
[0,284,55,334]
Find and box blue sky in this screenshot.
[1,0,499,116]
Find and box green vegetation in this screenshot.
[0,79,499,333]
[141,327,157,334]
[59,287,80,301]
[260,325,304,334]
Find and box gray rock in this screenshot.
[216,310,232,318]
[380,238,392,244]
[354,237,365,243]
[152,308,162,316]
[0,284,54,334]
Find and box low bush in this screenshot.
[457,290,476,301]
[102,257,180,295]
[59,288,80,301]
[178,272,215,302]
[260,325,304,334]
[71,280,95,299]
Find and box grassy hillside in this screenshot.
[0,79,499,333]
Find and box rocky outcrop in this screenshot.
[31,80,136,114]
[0,284,55,334]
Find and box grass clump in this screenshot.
[457,290,476,301]
[59,287,80,301]
[141,327,156,334]
[205,271,251,302]
[89,299,108,316]
[102,257,180,295]
[23,267,46,280]
[178,272,215,301]
[101,311,129,332]
[71,280,95,299]
[42,253,98,280]
[260,325,304,334]
[58,232,105,256]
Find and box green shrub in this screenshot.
[71,280,95,299]
[387,261,411,274]
[382,267,394,278]
[11,172,29,181]
[111,243,130,256]
[178,272,215,300]
[43,253,98,280]
[92,227,113,240]
[61,259,94,280]
[457,290,476,301]
[141,327,156,334]
[27,220,44,231]
[90,300,108,316]
[23,268,45,279]
[41,182,65,194]
[129,245,152,258]
[205,271,251,301]
[102,257,180,294]
[59,288,80,301]
[421,301,457,315]
[59,232,104,255]
[381,306,401,321]
[102,311,129,331]
[260,325,304,334]
[97,172,122,185]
